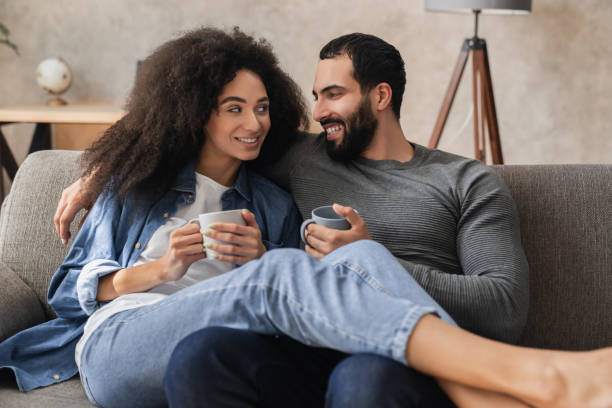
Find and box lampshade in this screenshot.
[425,0,531,14]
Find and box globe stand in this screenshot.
[45,96,68,106]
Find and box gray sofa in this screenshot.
[0,150,610,407]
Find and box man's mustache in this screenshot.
[319,118,345,127]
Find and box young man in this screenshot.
[54,34,611,408]
[161,34,527,407]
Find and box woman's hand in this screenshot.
[158,223,207,282]
[204,210,266,265]
[54,177,96,245]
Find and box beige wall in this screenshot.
[0,0,611,173]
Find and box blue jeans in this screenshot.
[164,327,456,408]
[79,240,455,407]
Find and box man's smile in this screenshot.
[321,120,345,142]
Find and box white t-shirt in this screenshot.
[75,172,234,369]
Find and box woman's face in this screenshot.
[204,69,271,163]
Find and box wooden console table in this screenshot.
[0,104,125,200]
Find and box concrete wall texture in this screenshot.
[0,0,610,166]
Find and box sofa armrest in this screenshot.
[0,261,46,342]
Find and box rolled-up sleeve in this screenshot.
[48,190,124,320]
[76,259,122,315]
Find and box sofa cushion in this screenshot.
[0,262,45,342]
[493,165,612,350]
[0,150,85,319]
[0,369,90,407]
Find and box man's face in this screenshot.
[312,55,377,162]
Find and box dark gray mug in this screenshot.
[300,205,351,244]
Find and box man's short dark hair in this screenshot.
[319,33,406,118]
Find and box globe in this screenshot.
[35,57,72,104]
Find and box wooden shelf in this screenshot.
[0,104,125,124]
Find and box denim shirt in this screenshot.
[0,162,301,392]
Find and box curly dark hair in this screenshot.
[81,27,308,203]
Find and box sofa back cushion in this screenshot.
[0,150,83,318]
[0,151,609,350]
[493,165,611,350]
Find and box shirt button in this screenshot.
[53,374,60,380]
[135,243,141,249]
[163,212,169,218]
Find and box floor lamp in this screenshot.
[425,0,531,164]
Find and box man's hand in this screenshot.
[204,210,267,265]
[304,203,371,259]
[54,177,96,245]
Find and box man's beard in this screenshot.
[323,98,378,163]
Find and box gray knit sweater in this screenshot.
[262,134,529,343]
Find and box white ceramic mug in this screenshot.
[190,209,246,257]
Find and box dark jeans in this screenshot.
[163,327,455,408]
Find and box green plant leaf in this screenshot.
[0,22,19,55]
[0,39,19,55]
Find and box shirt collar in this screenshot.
[172,161,197,193]
[230,163,252,202]
[171,162,252,202]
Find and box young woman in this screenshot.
[3,27,611,408]
[0,26,307,403]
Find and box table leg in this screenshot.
[0,125,20,201]
[0,128,19,180]
[0,121,50,202]
[28,123,51,153]
[0,131,4,202]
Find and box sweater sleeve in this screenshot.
[398,172,529,344]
